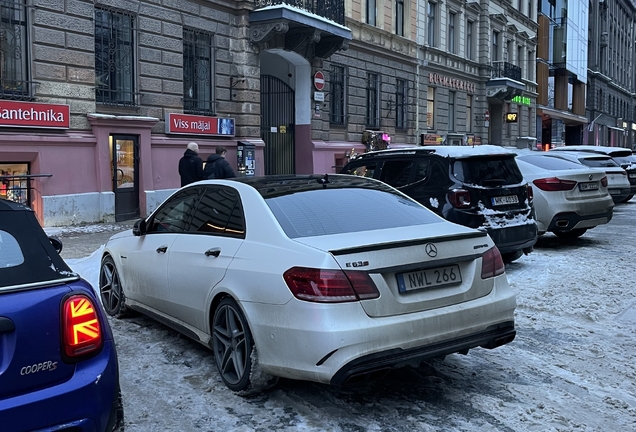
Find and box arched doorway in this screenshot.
[260,75,295,174]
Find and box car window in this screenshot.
[266,188,440,238]
[147,188,201,233]
[517,155,588,170]
[343,162,377,178]
[579,157,619,168]
[379,160,413,187]
[0,230,24,268]
[188,187,245,238]
[452,156,524,185]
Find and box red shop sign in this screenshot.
[0,100,70,129]
[165,113,235,136]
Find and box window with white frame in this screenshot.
[492,31,499,62]
[395,0,404,36]
[183,28,215,115]
[448,12,456,54]
[427,2,436,46]
[466,20,474,60]
[366,73,380,128]
[367,0,376,26]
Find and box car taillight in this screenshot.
[532,177,577,191]
[481,246,505,279]
[283,267,380,303]
[600,176,608,187]
[526,184,534,202]
[448,189,472,209]
[62,295,103,360]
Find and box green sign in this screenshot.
[512,95,532,106]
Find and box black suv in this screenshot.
[341,145,538,261]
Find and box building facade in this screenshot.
[586,0,636,148]
[0,0,541,226]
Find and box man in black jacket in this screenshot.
[203,146,236,179]
[178,142,204,186]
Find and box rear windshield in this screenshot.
[580,157,619,168]
[517,155,587,170]
[452,156,524,186]
[612,156,634,167]
[266,188,439,238]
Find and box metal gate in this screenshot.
[261,75,295,175]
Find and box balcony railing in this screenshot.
[254,0,345,25]
[490,61,522,81]
[0,80,37,101]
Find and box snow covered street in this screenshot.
[66,200,636,432]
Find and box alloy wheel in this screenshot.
[100,257,125,317]
[213,301,250,388]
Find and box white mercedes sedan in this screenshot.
[99,175,516,394]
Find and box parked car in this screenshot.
[547,150,631,203]
[99,175,517,394]
[514,153,614,239]
[0,199,123,432]
[550,145,636,202]
[341,145,538,262]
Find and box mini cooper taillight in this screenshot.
[532,177,577,191]
[448,189,472,209]
[283,267,380,303]
[481,246,505,279]
[62,295,104,360]
[600,176,608,187]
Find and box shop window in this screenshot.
[330,64,347,126]
[95,8,136,106]
[0,163,29,206]
[366,73,380,128]
[426,87,435,129]
[0,0,29,100]
[183,28,215,116]
[395,79,407,130]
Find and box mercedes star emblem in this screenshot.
[425,243,438,257]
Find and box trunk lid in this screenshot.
[294,223,498,318]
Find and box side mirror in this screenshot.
[132,219,147,237]
[49,236,63,254]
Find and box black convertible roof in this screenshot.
[0,199,77,290]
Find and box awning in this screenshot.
[539,106,588,125]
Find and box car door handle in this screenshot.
[205,248,221,257]
[156,246,168,253]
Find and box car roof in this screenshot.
[551,145,633,156]
[351,145,517,160]
[548,150,612,160]
[0,199,76,291]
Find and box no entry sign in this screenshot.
[313,71,325,90]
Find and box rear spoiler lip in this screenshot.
[329,231,488,256]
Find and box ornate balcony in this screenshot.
[250,0,351,60]
[487,61,525,100]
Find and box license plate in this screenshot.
[629,173,636,178]
[579,182,599,191]
[491,195,519,206]
[396,265,462,293]
[609,189,620,195]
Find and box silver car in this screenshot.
[547,150,631,203]
[515,153,614,239]
[99,175,517,394]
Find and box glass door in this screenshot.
[109,135,139,221]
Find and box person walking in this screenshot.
[203,146,236,179]
[178,142,204,186]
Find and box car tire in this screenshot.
[621,194,634,203]
[501,250,523,263]
[99,255,130,318]
[554,228,587,240]
[212,297,279,396]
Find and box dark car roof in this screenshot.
[348,145,518,161]
[0,199,77,291]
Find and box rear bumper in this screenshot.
[245,274,516,385]
[0,341,120,432]
[608,187,631,203]
[331,321,515,386]
[547,207,613,233]
[486,222,538,254]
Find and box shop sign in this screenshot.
[421,133,444,145]
[0,100,70,129]
[505,113,518,123]
[512,95,532,106]
[428,73,475,93]
[166,113,235,136]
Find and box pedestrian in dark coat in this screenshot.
[203,147,236,179]
[178,142,204,186]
